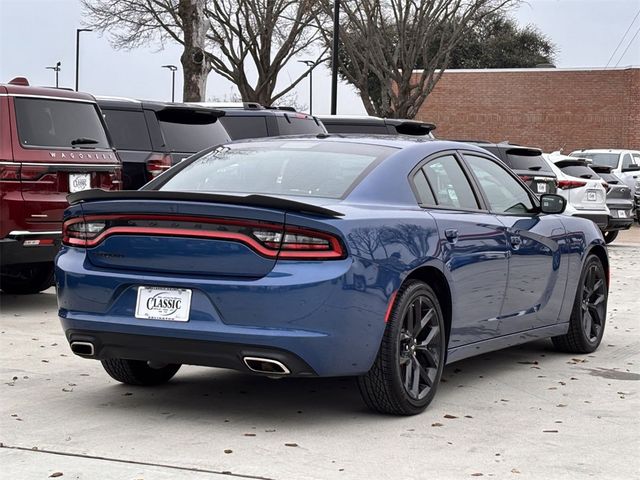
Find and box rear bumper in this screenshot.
[65,329,317,376]
[605,217,633,231]
[56,248,390,377]
[572,213,609,230]
[0,231,61,268]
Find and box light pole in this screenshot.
[298,60,315,114]
[46,61,61,88]
[162,65,178,102]
[75,28,92,91]
[330,0,340,115]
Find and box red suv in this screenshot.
[0,78,121,294]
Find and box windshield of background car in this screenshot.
[156,109,230,153]
[275,114,326,135]
[559,165,599,179]
[504,149,552,172]
[576,153,619,168]
[14,97,110,149]
[102,109,152,151]
[159,141,393,199]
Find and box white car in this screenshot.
[569,149,640,193]
[543,153,609,231]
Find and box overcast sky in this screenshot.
[1,0,639,114]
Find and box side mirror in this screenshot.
[540,194,566,214]
[621,164,640,172]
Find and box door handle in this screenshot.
[510,235,522,249]
[445,228,458,243]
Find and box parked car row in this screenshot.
[1,77,638,294]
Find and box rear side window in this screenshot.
[219,116,269,139]
[276,114,325,135]
[412,170,436,205]
[559,165,599,179]
[159,141,393,199]
[102,109,152,151]
[422,155,479,210]
[14,97,110,149]
[323,123,389,135]
[504,148,551,172]
[156,109,230,153]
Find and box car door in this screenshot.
[462,152,567,336]
[411,152,510,348]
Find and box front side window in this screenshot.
[14,97,110,149]
[464,154,535,214]
[159,141,393,199]
[421,155,479,210]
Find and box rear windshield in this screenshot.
[275,114,326,135]
[219,116,269,139]
[102,109,152,151]
[323,123,389,135]
[559,165,599,179]
[159,141,393,199]
[159,120,229,153]
[575,153,619,168]
[14,97,110,149]
[504,149,552,172]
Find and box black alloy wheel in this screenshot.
[552,255,607,353]
[359,280,446,415]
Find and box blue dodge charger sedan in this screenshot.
[56,136,609,415]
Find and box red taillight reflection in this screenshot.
[62,215,345,260]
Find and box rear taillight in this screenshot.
[62,215,345,260]
[146,154,172,181]
[520,175,532,182]
[0,164,50,181]
[557,180,587,190]
[601,181,610,193]
[63,220,107,246]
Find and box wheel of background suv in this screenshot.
[358,280,446,415]
[0,264,54,294]
[552,255,607,354]
[101,359,181,386]
[603,231,619,244]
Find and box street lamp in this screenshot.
[46,61,61,88]
[162,65,178,102]
[330,0,340,115]
[298,60,315,114]
[75,28,92,91]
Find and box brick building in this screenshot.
[415,67,640,153]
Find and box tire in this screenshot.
[358,280,446,415]
[603,231,619,244]
[101,359,181,386]
[0,264,54,294]
[552,255,607,353]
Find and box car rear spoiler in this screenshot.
[554,159,590,168]
[388,120,437,136]
[67,189,344,218]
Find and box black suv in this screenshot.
[318,115,436,137]
[465,141,557,196]
[97,97,230,190]
[193,103,326,140]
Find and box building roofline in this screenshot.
[411,66,640,74]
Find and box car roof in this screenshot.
[228,133,489,153]
[571,149,639,154]
[1,83,97,102]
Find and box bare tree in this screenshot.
[82,0,327,104]
[322,0,518,118]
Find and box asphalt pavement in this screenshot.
[1,226,639,480]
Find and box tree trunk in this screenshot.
[178,0,210,102]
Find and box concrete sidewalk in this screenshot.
[1,227,639,479]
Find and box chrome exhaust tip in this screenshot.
[70,341,95,357]
[243,357,290,375]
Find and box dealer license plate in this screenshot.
[618,210,627,218]
[69,173,91,193]
[135,286,192,321]
[537,183,547,193]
